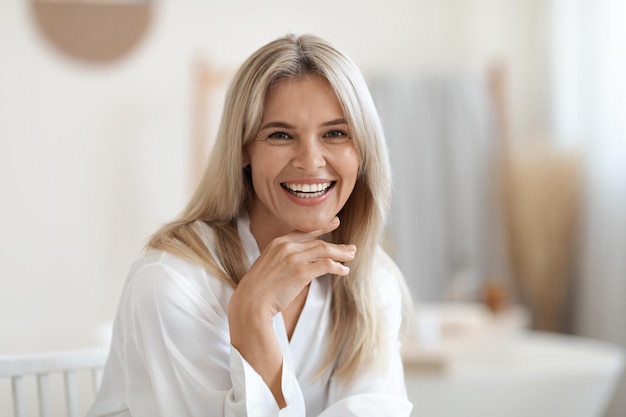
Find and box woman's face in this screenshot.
[245,75,360,244]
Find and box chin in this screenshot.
[291,215,335,233]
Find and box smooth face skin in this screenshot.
[245,75,360,250]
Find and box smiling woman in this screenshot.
[86,33,413,417]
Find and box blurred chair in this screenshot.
[0,348,108,417]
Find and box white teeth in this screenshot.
[283,182,332,197]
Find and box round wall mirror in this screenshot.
[30,0,154,64]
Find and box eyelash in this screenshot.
[324,129,348,138]
[265,130,349,141]
[267,131,292,140]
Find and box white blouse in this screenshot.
[86,215,413,417]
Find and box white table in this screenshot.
[402,304,624,417]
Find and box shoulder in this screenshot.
[121,248,234,319]
[127,249,208,287]
[370,246,407,307]
[370,246,413,341]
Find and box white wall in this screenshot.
[0,0,547,354]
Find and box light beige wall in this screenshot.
[0,0,547,354]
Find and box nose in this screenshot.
[292,138,326,170]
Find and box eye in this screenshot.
[264,131,294,145]
[324,129,350,141]
[268,131,291,140]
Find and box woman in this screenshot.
[87,33,413,417]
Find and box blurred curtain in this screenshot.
[368,74,508,302]
[549,1,626,416]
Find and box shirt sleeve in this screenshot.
[230,345,305,417]
[115,260,305,417]
[320,250,414,417]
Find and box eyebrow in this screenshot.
[260,118,348,131]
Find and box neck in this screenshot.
[248,205,292,253]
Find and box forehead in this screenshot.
[261,75,345,121]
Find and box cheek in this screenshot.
[339,147,361,181]
[248,151,285,195]
[250,162,272,191]
[247,145,272,179]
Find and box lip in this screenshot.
[281,178,335,184]
[280,179,336,206]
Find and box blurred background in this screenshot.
[1,0,625,416]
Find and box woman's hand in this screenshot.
[235,216,356,318]
[227,216,356,408]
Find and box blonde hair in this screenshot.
[149,33,403,382]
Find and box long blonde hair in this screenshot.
[149,33,401,382]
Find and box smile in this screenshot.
[281,181,334,198]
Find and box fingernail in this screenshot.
[342,265,350,273]
[330,217,340,226]
[347,244,357,254]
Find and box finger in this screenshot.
[283,241,356,274]
[303,240,356,263]
[276,216,341,244]
[311,216,341,236]
[308,258,351,277]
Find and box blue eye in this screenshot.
[324,130,349,140]
[267,132,292,140]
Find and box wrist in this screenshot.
[228,290,275,346]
